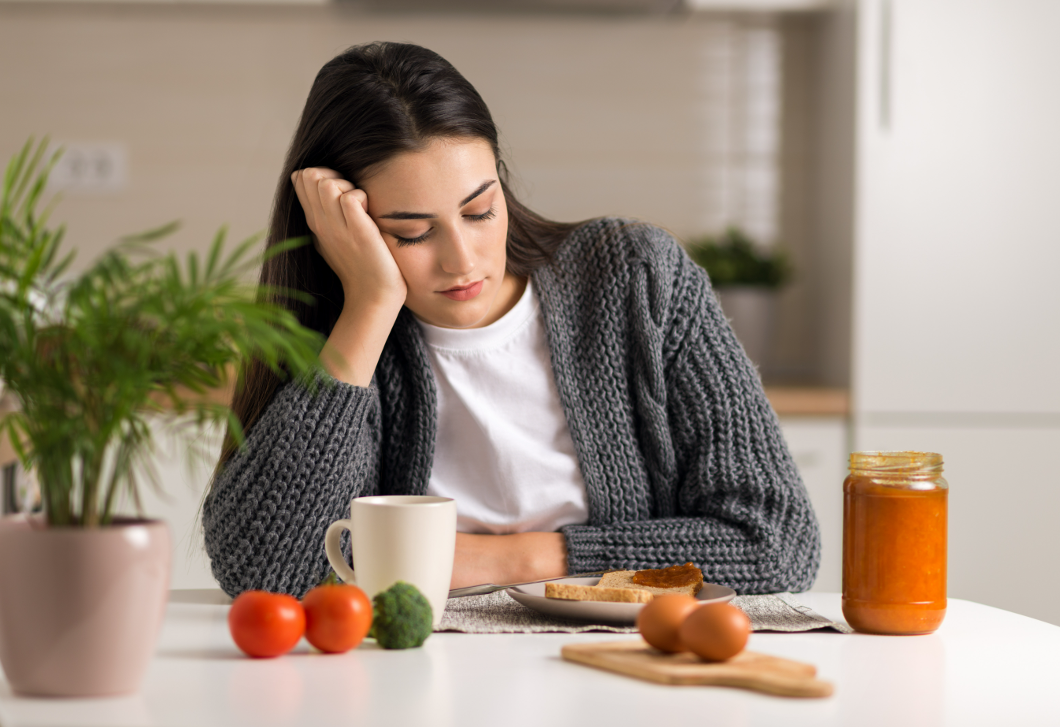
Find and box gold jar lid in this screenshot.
[849,451,944,478]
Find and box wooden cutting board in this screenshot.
[561,640,834,698]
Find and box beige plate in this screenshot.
[507,576,736,625]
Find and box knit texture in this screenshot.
[202,218,820,598]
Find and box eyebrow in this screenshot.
[378,180,496,220]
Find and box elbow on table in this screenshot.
[200,500,299,599]
[203,536,326,600]
[745,517,822,595]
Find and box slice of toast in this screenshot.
[544,581,654,603]
[544,567,704,603]
[597,569,704,597]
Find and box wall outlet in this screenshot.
[48,142,127,193]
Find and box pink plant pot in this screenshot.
[0,516,170,697]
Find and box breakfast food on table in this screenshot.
[637,595,751,661]
[628,562,704,594]
[543,582,655,603]
[370,581,434,649]
[636,594,701,653]
[678,602,751,662]
[302,583,373,654]
[228,590,306,659]
[229,581,382,658]
[608,563,705,596]
[228,581,434,657]
[544,562,704,603]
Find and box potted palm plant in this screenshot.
[686,227,792,373]
[0,140,322,697]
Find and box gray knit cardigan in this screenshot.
[203,218,820,598]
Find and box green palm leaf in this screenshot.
[0,138,324,527]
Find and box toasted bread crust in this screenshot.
[599,569,704,597]
[543,567,705,603]
[544,582,655,603]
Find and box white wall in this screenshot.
[0,5,749,266]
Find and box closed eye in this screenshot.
[393,207,496,246]
[394,229,432,246]
[466,208,496,223]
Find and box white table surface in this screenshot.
[1,591,1059,727]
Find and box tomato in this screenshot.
[302,584,373,654]
[228,590,306,658]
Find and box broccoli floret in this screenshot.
[370,582,433,649]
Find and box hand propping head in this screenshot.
[290,167,407,308]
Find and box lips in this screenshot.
[439,280,484,301]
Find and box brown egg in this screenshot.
[636,594,700,653]
[678,602,751,662]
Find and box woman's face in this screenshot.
[359,137,521,330]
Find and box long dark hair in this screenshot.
[220,41,578,466]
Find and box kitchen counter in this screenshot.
[1,591,1057,726]
[764,386,849,417]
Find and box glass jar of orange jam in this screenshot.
[842,451,948,635]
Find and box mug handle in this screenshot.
[324,518,357,584]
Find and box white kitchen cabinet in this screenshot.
[853,0,1060,415]
[779,416,849,593]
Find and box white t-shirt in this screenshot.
[418,280,589,535]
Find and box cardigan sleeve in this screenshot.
[202,374,382,598]
[561,239,820,594]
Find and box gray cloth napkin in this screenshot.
[437,590,852,634]
[733,592,854,633]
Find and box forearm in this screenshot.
[321,297,404,387]
[292,168,408,389]
[450,531,568,589]
[562,511,820,594]
[203,375,381,597]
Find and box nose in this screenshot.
[438,228,475,276]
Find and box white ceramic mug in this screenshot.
[324,495,456,627]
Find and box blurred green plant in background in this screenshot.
[0,139,323,528]
[686,227,793,289]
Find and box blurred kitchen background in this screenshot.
[1,0,1057,625]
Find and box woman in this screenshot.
[202,41,820,598]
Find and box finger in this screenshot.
[302,168,344,233]
[331,178,355,194]
[317,177,354,232]
[290,170,316,229]
[293,168,351,238]
[338,188,375,234]
[304,166,342,179]
[324,177,356,209]
[301,167,343,200]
